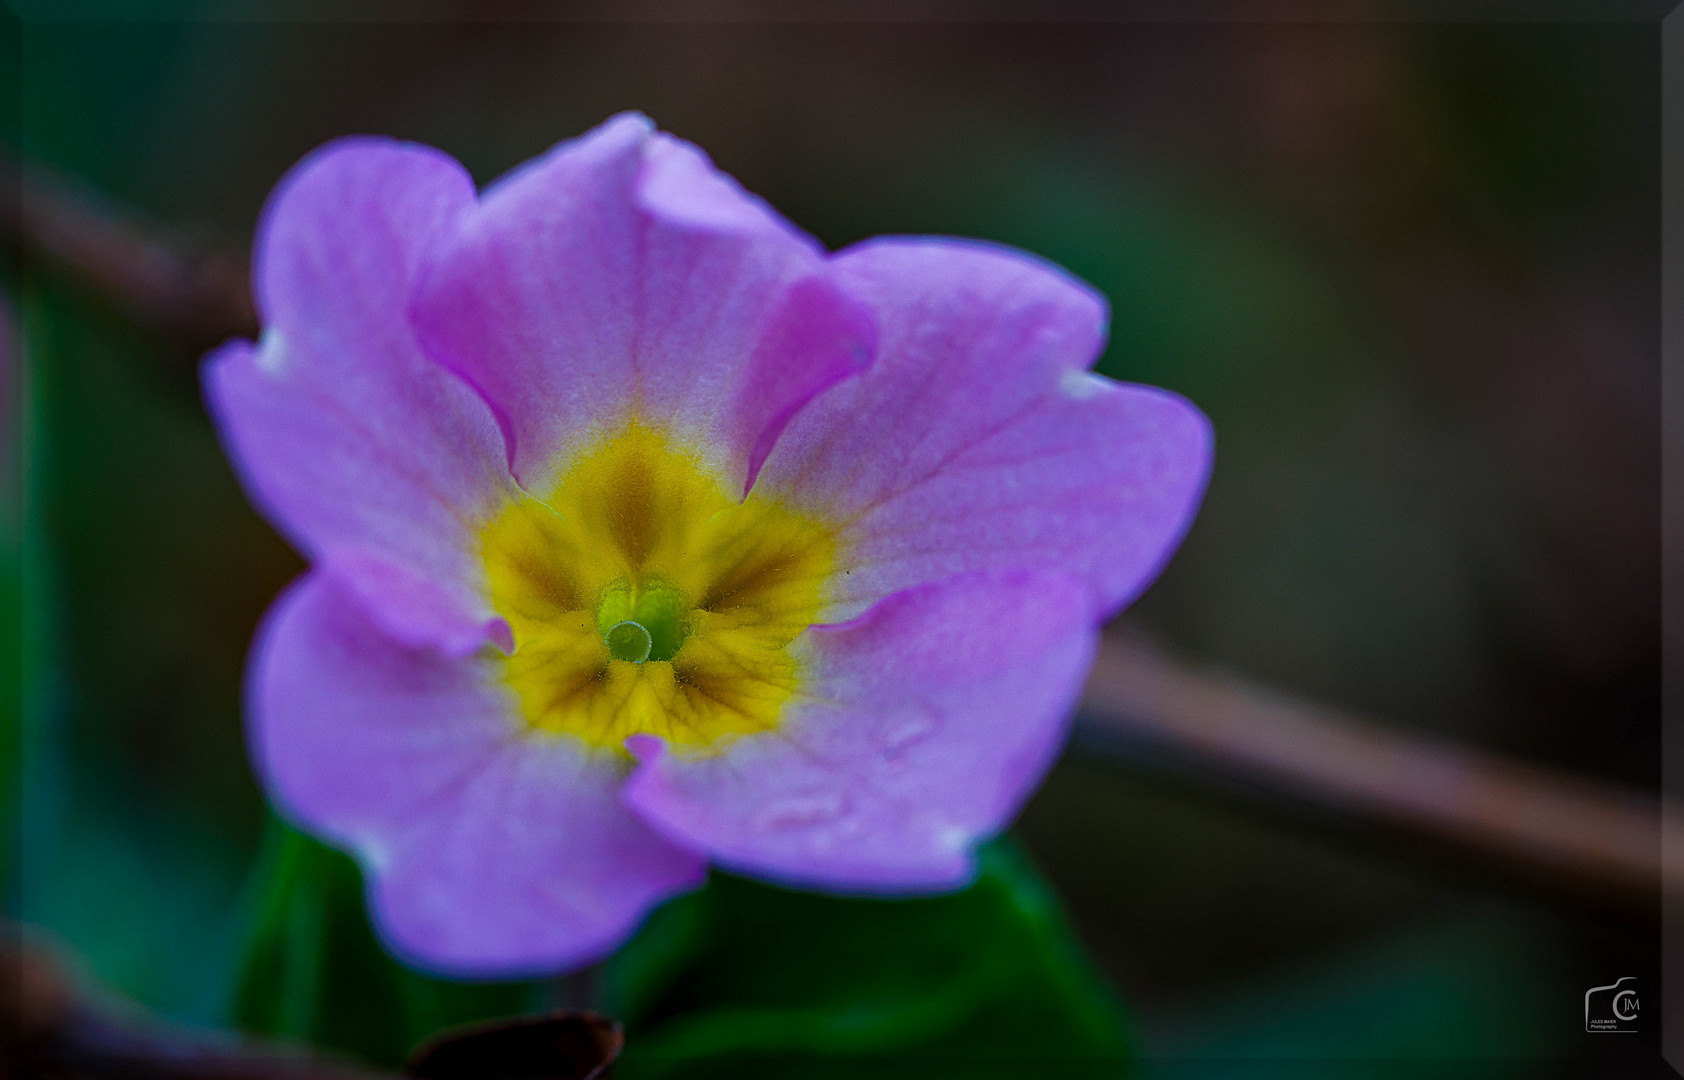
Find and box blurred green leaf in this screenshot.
[0,288,25,912]
[18,282,264,1020]
[228,814,548,1068]
[229,825,1131,1076]
[607,839,1131,1079]
[1146,915,1559,1071]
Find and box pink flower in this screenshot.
[206,114,1211,977]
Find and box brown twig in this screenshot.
[0,150,257,353]
[24,1014,394,1080]
[5,933,622,1080]
[1078,629,1678,906]
[6,934,391,1080]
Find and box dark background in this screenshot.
[4,11,1666,1074]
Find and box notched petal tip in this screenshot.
[1058,370,1216,490]
[1065,376,1215,615]
[739,273,879,495]
[836,233,1112,357]
[477,110,653,208]
[601,109,657,134]
[636,131,817,249]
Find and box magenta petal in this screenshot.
[621,570,1096,893]
[757,237,1213,619]
[204,139,516,652]
[251,573,706,977]
[411,114,872,493]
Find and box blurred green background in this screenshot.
[2,9,1666,1077]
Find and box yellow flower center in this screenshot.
[481,422,836,753]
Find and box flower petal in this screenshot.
[204,138,516,654]
[251,572,706,977]
[756,238,1213,619]
[621,569,1096,892]
[410,113,872,495]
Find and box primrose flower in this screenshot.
[206,113,1212,977]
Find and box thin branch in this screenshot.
[0,150,257,352]
[7,934,622,1080]
[1078,629,1677,904]
[7,934,391,1080]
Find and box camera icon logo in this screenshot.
[1584,977,1639,1032]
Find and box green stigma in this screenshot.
[597,578,689,663]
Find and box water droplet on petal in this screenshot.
[881,713,937,763]
[756,790,845,831]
